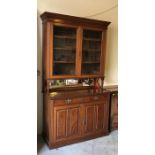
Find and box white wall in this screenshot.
[37,0,118,134]
[37,10,43,135]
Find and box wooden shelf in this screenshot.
[54,35,76,39]
[54,61,75,64]
[83,37,101,41]
[83,48,101,52]
[82,61,100,64]
[54,47,75,51]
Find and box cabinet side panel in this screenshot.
[43,22,52,80]
[112,95,118,114]
[43,93,49,141]
[42,23,46,92]
[111,94,118,129]
[49,23,53,77]
[43,23,48,80]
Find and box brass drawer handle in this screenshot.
[65,99,72,104]
[112,93,116,96]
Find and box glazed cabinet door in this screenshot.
[53,104,81,142]
[52,25,78,76]
[81,29,104,75]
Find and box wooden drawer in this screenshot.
[83,95,108,103]
[53,97,83,106]
[53,94,109,106]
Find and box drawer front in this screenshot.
[53,94,109,106]
[83,94,108,103]
[54,97,83,106]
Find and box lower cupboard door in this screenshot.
[95,103,105,131]
[84,102,108,135]
[53,105,81,142]
[84,104,96,134]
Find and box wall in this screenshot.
[37,10,43,135]
[37,0,118,134]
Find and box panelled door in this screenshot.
[84,101,108,136]
[84,103,96,134]
[53,104,81,142]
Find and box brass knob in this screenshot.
[65,99,72,104]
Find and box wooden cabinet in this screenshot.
[110,92,118,130]
[41,12,111,148]
[43,92,110,148]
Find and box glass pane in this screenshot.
[82,30,102,75]
[82,64,100,74]
[53,63,75,75]
[53,26,76,75]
